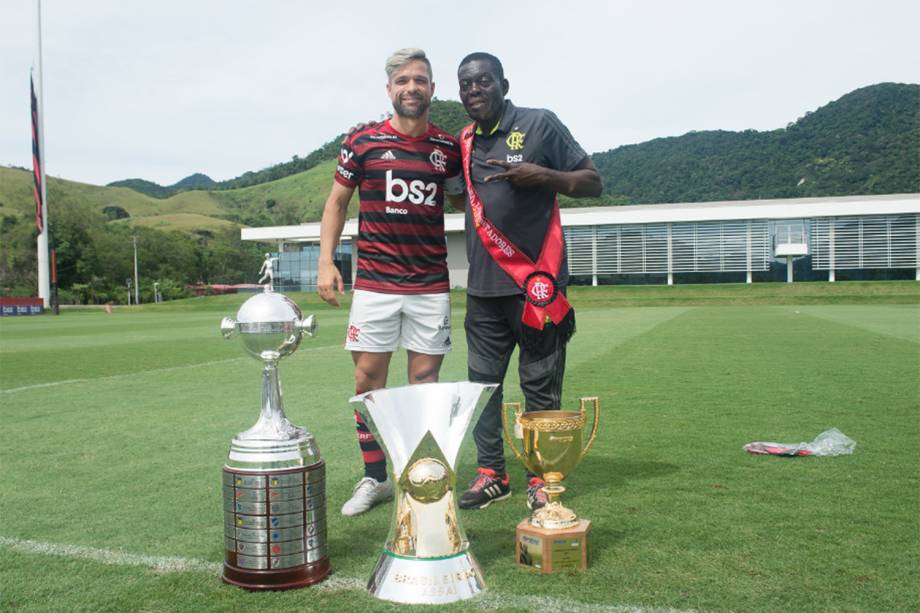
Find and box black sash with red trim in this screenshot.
[460,123,575,349]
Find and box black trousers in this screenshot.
[465,292,567,476]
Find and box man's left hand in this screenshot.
[483,159,548,187]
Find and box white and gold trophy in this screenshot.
[351,382,497,604]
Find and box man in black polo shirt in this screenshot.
[455,52,603,511]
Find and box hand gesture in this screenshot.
[341,115,390,143]
[316,260,344,307]
[483,159,549,187]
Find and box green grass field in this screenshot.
[1,285,918,612]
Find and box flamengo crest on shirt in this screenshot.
[506,131,526,151]
[429,148,447,172]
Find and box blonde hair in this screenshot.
[385,48,432,81]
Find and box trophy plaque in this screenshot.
[219,289,330,590]
[501,397,600,573]
[351,382,498,604]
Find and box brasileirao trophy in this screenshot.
[351,382,498,604]
[502,397,600,572]
[218,279,330,590]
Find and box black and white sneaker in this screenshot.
[458,468,511,509]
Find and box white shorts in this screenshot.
[344,289,452,354]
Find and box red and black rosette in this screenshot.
[523,271,559,307]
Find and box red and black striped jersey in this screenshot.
[334,120,461,294]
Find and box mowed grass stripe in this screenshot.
[0,357,246,395]
[1,342,349,395]
[0,310,351,390]
[790,304,920,344]
[558,306,918,611]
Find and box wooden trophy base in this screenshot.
[515,518,591,572]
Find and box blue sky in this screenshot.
[1,0,917,186]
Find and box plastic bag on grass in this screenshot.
[744,428,856,457]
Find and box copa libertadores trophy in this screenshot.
[502,397,600,572]
[351,382,498,604]
[218,280,330,590]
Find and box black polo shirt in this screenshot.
[463,100,589,297]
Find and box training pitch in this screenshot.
[1,284,918,612]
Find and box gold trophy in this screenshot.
[501,397,599,572]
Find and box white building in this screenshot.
[241,193,920,289]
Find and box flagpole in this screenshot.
[35,0,51,308]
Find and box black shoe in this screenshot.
[527,478,548,511]
[458,468,511,509]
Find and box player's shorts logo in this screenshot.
[347,324,360,343]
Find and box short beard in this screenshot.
[393,96,429,119]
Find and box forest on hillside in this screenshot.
[110,84,919,204]
[0,181,262,303]
[592,83,919,202]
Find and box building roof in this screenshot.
[241,193,920,243]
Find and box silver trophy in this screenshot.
[351,381,498,604]
[219,289,330,590]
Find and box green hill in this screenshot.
[112,99,473,195]
[102,85,918,215]
[2,83,917,231]
[173,173,216,190]
[0,166,228,230]
[592,82,920,203]
[113,213,240,234]
[104,177,172,198]
[0,167,260,299]
[107,173,216,198]
[2,84,917,301]
[210,159,357,226]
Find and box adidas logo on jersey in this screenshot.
[381,150,397,160]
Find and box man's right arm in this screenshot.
[317,181,355,307]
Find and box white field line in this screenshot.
[0,536,221,574]
[1,345,341,395]
[0,536,363,592]
[0,536,704,613]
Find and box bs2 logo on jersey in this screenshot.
[385,170,437,206]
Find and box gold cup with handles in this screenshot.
[501,397,600,530]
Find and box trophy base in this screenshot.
[530,501,578,530]
[222,463,330,591]
[367,550,485,604]
[515,518,591,573]
[222,557,331,591]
